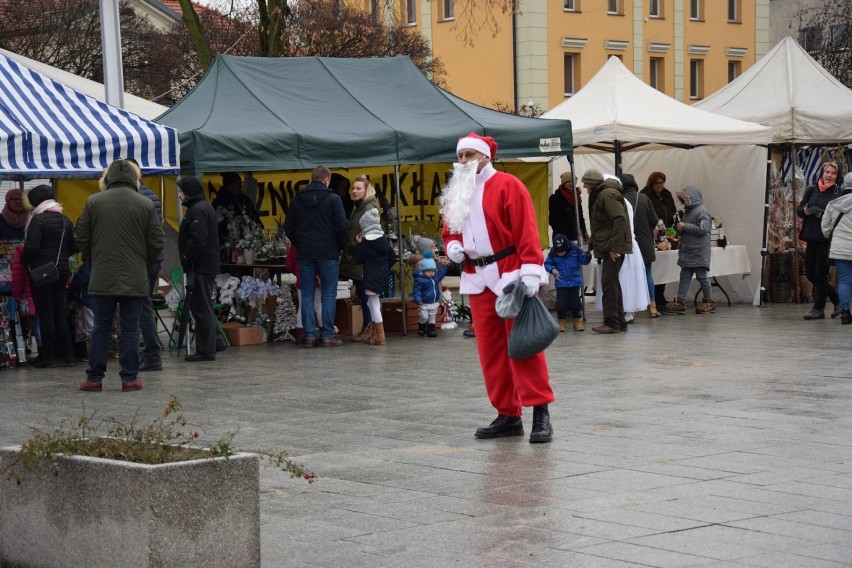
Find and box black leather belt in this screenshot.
[465,246,516,268]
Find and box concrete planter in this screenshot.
[0,446,260,568]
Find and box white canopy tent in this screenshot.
[539,57,773,304]
[694,36,852,145]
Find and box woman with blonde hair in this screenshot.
[339,175,380,341]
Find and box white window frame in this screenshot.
[406,0,417,25]
[564,0,576,11]
[690,59,703,99]
[650,0,661,18]
[690,0,703,21]
[607,0,621,15]
[650,57,663,90]
[442,0,454,20]
[564,54,576,96]
[728,60,741,82]
[727,0,740,23]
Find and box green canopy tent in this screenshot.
[157,55,572,172]
[157,55,573,325]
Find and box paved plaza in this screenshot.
[1,302,851,567]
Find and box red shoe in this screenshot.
[79,380,103,392]
[121,380,143,392]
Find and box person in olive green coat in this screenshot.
[585,170,632,334]
[75,159,165,393]
[338,175,380,341]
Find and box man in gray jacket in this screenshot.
[75,159,165,392]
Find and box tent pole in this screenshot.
[567,155,585,322]
[614,140,623,176]
[394,164,407,336]
[791,144,800,303]
[758,146,772,307]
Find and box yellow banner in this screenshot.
[56,162,551,245]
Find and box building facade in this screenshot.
[367,0,770,111]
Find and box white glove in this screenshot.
[522,275,540,297]
[446,241,465,263]
[550,268,561,280]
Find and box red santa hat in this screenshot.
[457,132,497,159]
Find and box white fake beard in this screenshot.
[440,160,478,234]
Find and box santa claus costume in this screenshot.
[441,132,554,443]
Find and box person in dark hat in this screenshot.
[211,172,260,223]
[548,170,587,244]
[75,159,165,392]
[178,176,227,362]
[0,188,27,240]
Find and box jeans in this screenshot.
[87,295,144,383]
[645,261,655,303]
[835,259,852,311]
[298,259,339,340]
[138,270,162,364]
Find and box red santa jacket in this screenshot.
[442,164,546,296]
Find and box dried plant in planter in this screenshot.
[1,396,316,484]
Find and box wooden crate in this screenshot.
[380,300,419,333]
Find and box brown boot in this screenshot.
[648,301,661,318]
[558,319,567,332]
[351,322,374,342]
[573,318,584,331]
[367,322,386,345]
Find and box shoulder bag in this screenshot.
[29,226,65,288]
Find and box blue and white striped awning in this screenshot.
[0,53,179,178]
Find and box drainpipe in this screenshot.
[512,1,518,112]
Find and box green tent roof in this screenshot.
[158,55,572,173]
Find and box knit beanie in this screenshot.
[560,171,574,185]
[26,184,54,207]
[222,172,242,187]
[419,250,437,272]
[413,235,435,254]
[552,233,569,253]
[104,159,140,189]
[360,208,383,240]
[581,168,604,185]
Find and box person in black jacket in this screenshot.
[20,184,78,368]
[548,171,587,243]
[797,161,842,320]
[284,165,348,347]
[178,176,226,362]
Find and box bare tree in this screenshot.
[795,1,852,88]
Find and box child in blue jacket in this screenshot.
[412,251,449,337]
[544,233,591,332]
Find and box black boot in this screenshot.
[842,310,852,325]
[475,415,523,439]
[529,405,553,443]
[426,323,437,337]
[417,322,427,337]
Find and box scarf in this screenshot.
[818,178,836,192]
[24,199,63,235]
[559,185,581,207]
[1,195,27,230]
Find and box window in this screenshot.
[689,0,703,21]
[727,0,740,23]
[607,0,621,15]
[801,27,822,52]
[649,0,662,18]
[728,60,741,82]
[564,0,576,11]
[690,59,704,99]
[832,24,849,51]
[650,57,664,91]
[564,54,577,96]
[370,0,379,21]
[406,0,416,25]
[442,0,453,20]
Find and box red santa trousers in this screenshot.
[469,288,554,416]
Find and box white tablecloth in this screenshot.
[581,244,750,286]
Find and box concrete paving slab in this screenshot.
[2,303,852,567]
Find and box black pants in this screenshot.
[555,286,582,320]
[189,273,224,357]
[654,283,667,304]
[600,255,625,328]
[30,277,74,364]
[804,240,838,310]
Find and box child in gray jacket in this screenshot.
[665,185,715,315]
